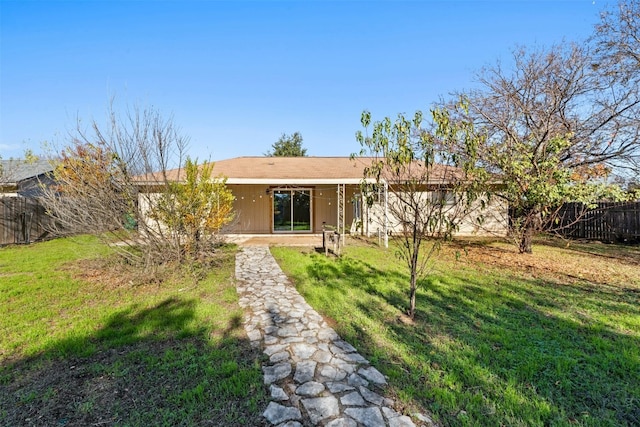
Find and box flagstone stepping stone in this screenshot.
[359,385,393,406]
[301,396,340,424]
[344,407,385,427]
[295,381,325,397]
[358,366,388,385]
[235,246,421,427]
[263,362,292,384]
[319,364,348,382]
[325,418,358,427]
[347,373,369,388]
[270,385,289,401]
[293,360,317,384]
[263,402,301,425]
[389,415,419,427]
[326,382,355,393]
[290,343,317,360]
[340,391,366,406]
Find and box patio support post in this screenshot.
[383,179,389,248]
[337,183,346,248]
[342,184,346,241]
[365,201,369,237]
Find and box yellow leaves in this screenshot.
[150,158,235,256]
[53,142,125,196]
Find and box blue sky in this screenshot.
[1,0,616,163]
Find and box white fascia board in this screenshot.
[136,178,380,186]
[225,178,376,185]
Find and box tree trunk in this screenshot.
[407,217,421,319]
[518,208,541,254]
[519,225,533,254]
[409,272,417,319]
[408,243,419,319]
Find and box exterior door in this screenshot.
[273,189,311,232]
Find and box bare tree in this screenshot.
[593,0,640,178]
[446,43,639,253]
[593,0,640,83]
[41,103,193,267]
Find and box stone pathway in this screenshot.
[235,246,424,427]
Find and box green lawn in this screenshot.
[0,236,268,426]
[271,238,640,427]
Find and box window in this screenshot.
[431,190,457,205]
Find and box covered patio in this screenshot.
[205,157,385,239]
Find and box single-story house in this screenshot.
[139,156,508,239]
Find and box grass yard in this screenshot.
[0,235,268,426]
[271,237,640,427]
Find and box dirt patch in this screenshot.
[397,313,415,326]
[59,257,156,290]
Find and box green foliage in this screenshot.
[494,133,626,209]
[266,132,307,156]
[480,123,630,252]
[353,104,488,318]
[150,158,235,258]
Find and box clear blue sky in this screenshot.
[0,0,616,162]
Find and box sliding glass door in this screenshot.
[273,189,311,232]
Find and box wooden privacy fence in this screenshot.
[0,197,55,245]
[556,201,640,242]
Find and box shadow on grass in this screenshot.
[282,248,640,427]
[0,297,268,427]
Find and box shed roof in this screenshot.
[0,159,54,184]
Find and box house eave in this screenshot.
[225,178,375,185]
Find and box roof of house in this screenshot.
[139,156,467,185]
[207,156,375,184]
[0,159,54,184]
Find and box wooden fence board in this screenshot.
[556,202,640,242]
[0,197,54,245]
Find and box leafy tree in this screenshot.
[354,105,487,319]
[149,158,234,259]
[445,43,639,253]
[266,132,307,157]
